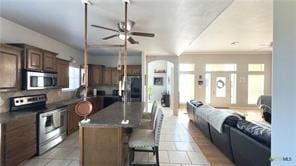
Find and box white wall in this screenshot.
[180,52,272,107]
[0,17,83,67]
[148,61,172,102]
[272,1,296,165]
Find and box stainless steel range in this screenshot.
[10,94,67,155]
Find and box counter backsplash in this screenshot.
[0,89,75,113]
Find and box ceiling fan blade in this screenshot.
[102,34,119,40]
[91,24,119,33]
[130,32,155,37]
[128,37,139,44]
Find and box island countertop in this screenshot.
[79,102,145,128]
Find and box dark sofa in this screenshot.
[187,100,271,166]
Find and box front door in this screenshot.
[211,73,231,107]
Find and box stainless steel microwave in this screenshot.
[22,70,58,90]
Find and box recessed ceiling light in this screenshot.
[231,41,239,46]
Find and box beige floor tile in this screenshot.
[175,142,195,151]
[45,159,72,166]
[160,142,177,150]
[187,152,210,165]
[160,164,181,166]
[22,158,51,166]
[168,151,191,164]
[46,147,76,159]
[134,152,149,162]
[149,151,170,163]
[68,160,80,166]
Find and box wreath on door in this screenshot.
[216,80,225,89]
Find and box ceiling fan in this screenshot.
[91,19,155,44]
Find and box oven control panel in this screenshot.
[9,94,47,111]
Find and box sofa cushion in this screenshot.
[224,116,240,127]
[190,100,203,108]
[236,120,271,147]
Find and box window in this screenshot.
[205,73,211,104]
[231,74,237,104]
[179,64,195,72]
[63,66,80,91]
[179,74,195,103]
[248,75,264,104]
[206,64,237,72]
[248,64,265,72]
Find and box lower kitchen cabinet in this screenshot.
[88,96,104,114]
[0,114,37,166]
[67,104,82,135]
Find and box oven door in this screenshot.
[39,108,67,144]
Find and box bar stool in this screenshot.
[139,101,158,129]
[128,109,164,166]
[142,101,157,119]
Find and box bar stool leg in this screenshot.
[155,146,160,166]
[128,148,133,166]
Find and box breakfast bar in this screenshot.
[79,102,145,166]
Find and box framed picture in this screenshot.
[154,77,163,85]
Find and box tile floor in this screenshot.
[20,106,210,166]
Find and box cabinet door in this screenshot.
[26,48,43,71]
[90,65,104,86]
[103,67,112,85]
[67,104,81,135]
[111,68,120,85]
[4,114,37,166]
[57,59,69,88]
[43,52,57,72]
[0,45,21,91]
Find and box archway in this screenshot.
[145,56,179,116]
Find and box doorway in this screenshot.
[210,72,231,107]
[147,60,174,111]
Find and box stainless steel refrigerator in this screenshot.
[122,76,142,102]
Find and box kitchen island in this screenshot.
[79,102,145,166]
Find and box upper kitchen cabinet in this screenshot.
[11,44,57,72]
[103,67,112,85]
[127,65,141,76]
[88,64,104,86]
[0,44,22,92]
[26,47,43,71]
[56,58,69,88]
[43,51,57,72]
[111,68,120,85]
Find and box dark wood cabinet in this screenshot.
[127,65,141,76]
[26,47,43,71]
[88,65,104,86]
[0,44,22,92]
[1,114,37,166]
[103,67,112,85]
[88,96,104,114]
[111,68,120,85]
[67,104,82,135]
[56,58,69,88]
[43,51,57,72]
[10,44,58,72]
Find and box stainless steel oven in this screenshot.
[38,107,67,155]
[23,70,58,90]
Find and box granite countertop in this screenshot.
[0,98,83,124]
[80,102,145,128]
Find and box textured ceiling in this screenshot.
[185,0,273,53]
[0,0,232,56]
